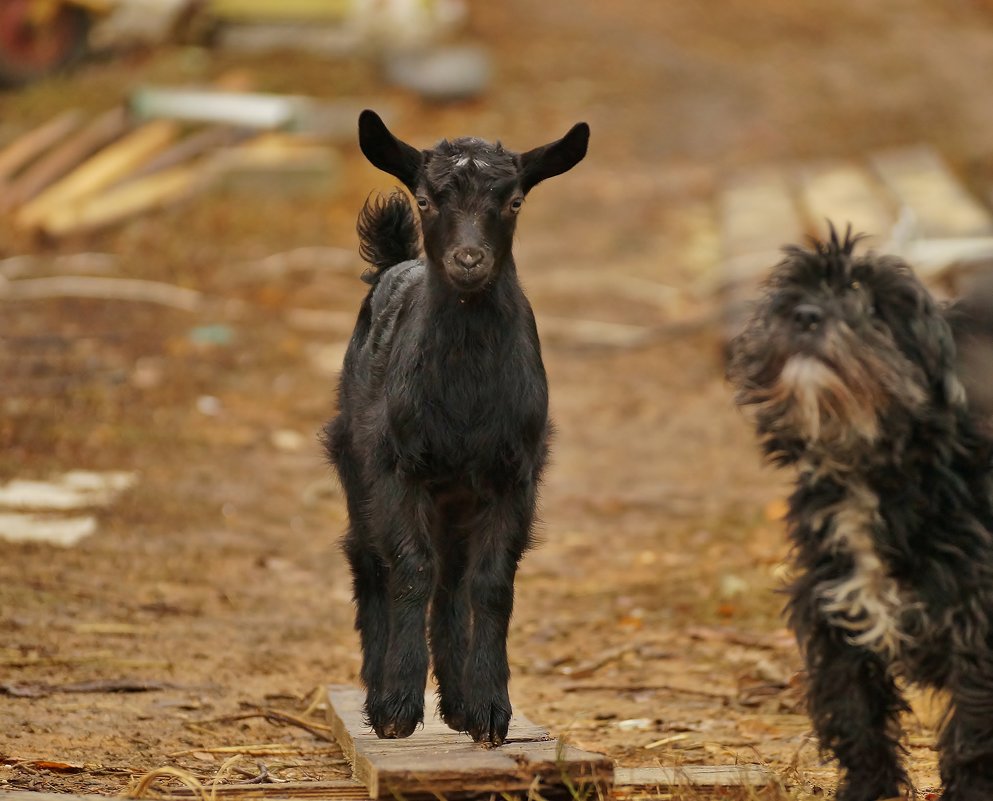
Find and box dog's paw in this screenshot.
[366,688,424,739]
[940,775,993,801]
[835,780,903,801]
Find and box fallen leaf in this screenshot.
[27,760,86,773]
[764,499,788,521]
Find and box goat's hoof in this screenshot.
[367,691,424,739]
[374,719,419,739]
[463,701,511,746]
[438,695,466,732]
[440,709,466,732]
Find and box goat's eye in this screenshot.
[509,197,523,213]
[849,279,861,290]
[416,196,430,210]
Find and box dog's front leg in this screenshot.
[938,660,993,801]
[794,607,909,801]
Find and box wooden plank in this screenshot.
[209,0,352,20]
[870,145,993,238]
[125,125,253,182]
[719,166,803,285]
[0,786,370,801]
[0,110,83,183]
[18,119,182,229]
[614,765,776,788]
[38,163,207,238]
[0,107,130,212]
[718,166,803,341]
[151,781,369,800]
[796,160,895,244]
[326,684,613,800]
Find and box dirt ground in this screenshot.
[5,1,993,798]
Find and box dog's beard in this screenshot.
[734,321,929,462]
[776,355,880,445]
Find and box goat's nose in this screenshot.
[793,303,824,330]
[453,247,484,269]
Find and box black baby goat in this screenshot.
[324,111,589,745]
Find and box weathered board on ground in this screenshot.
[870,145,993,239]
[0,764,778,801]
[718,166,804,341]
[614,765,776,790]
[717,145,993,337]
[0,789,370,801]
[326,684,613,800]
[796,160,894,245]
[870,145,993,278]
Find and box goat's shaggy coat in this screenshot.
[325,111,588,745]
[727,230,993,801]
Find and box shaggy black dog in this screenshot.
[727,229,993,801]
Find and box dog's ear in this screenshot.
[911,303,967,409]
[358,110,423,193]
[519,122,590,194]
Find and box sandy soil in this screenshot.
[6,1,993,797]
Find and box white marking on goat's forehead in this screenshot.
[449,145,497,170]
[452,154,490,169]
[441,137,510,171]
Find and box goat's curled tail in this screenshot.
[357,190,420,285]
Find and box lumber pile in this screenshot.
[0,88,349,238]
[718,146,993,342]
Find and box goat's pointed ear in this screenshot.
[358,110,422,192]
[519,122,590,194]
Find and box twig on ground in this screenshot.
[0,276,203,312]
[562,682,735,700]
[192,709,337,743]
[125,766,208,801]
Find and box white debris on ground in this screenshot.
[0,513,98,547]
[90,0,192,49]
[0,470,137,546]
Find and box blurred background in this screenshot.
[4,1,993,797]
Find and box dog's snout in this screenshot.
[793,303,824,330]
[453,247,485,270]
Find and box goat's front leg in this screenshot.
[430,534,469,732]
[343,532,390,718]
[792,598,909,801]
[461,489,535,745]
[366,480,435,739]
[938,655,993,801]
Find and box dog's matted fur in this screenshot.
[727,228,993,801]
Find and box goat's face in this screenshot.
[417,138,518,291]
[358,110,590,294]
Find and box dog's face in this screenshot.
[727,231,965,466]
